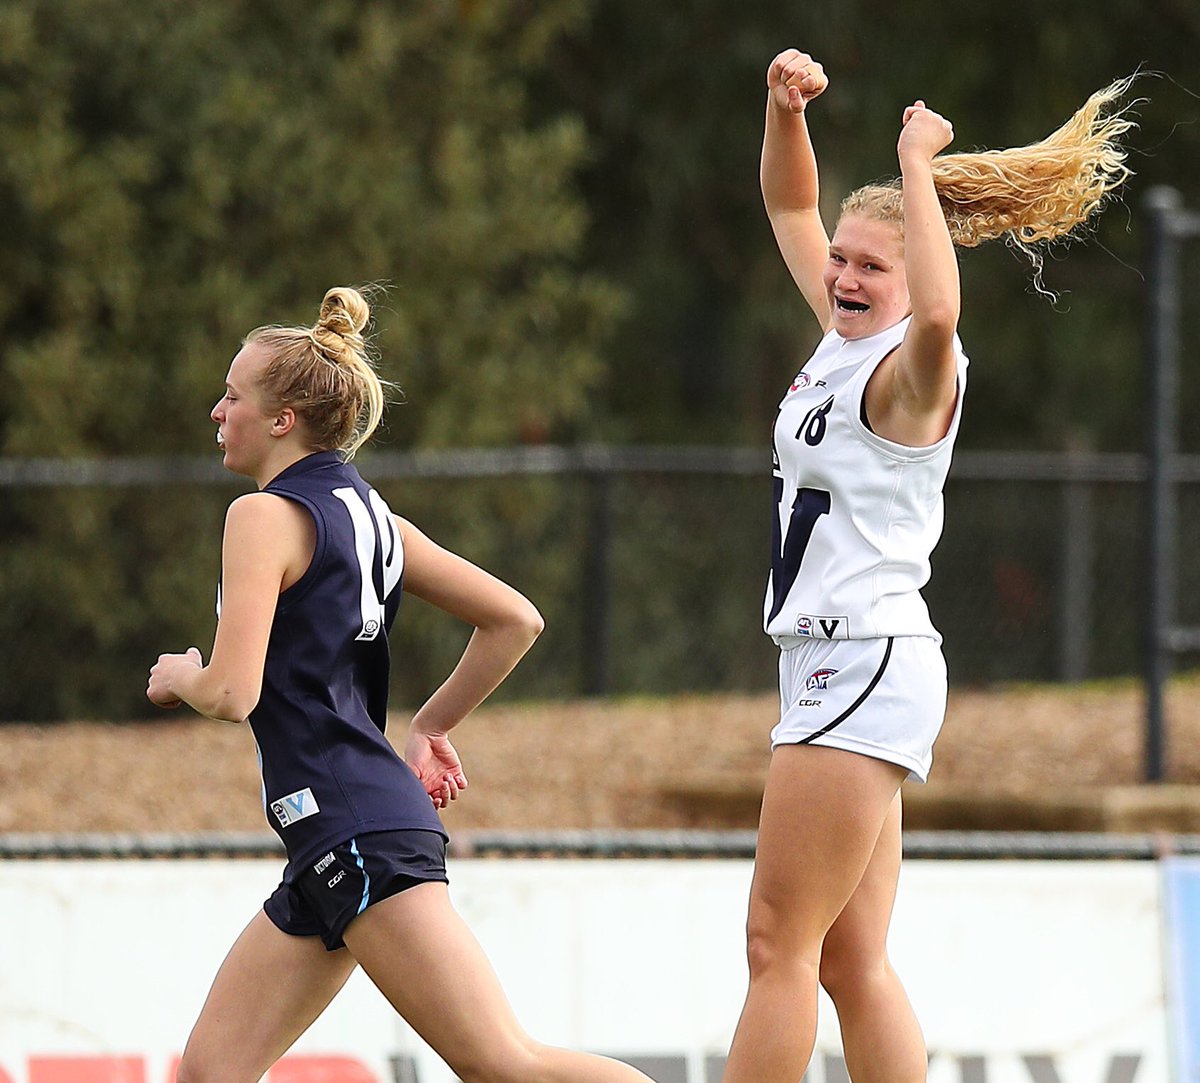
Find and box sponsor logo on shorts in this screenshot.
[805,667,838,692]
[328,870,346,888]
[793,614,849,639]
[270,787,320,828]
[795,699,823,708]
[314,851,336,874]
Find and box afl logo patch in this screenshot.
[805,668,838,692]
[788,373,826,393]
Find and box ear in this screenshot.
[270,407,297,439]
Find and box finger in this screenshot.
[781,55,815,87]
[186,646,203,665]
[768,49,801,85]
[786,60,824,88]
[773,49,804,74]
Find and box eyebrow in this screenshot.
[830,245,893,265]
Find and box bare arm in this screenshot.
[146,493,313,721]
[400,517,543,734]
[869,102,962,446]
[761,49,833,328]
[398,516,544,808]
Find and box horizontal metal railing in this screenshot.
[3,829,1200,861]
[3,446,1200,487]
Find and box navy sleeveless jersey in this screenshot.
[244,451,446,880]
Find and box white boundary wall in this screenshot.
[0,858,1175,1082]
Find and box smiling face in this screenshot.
[822,214,910,340]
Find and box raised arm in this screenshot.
[869,102,962,447]
[761,49,833,328]
[397,516,544,808]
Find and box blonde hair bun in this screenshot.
[317,287,371,341]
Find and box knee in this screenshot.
[818,939,887,1002]
[175,1041,264,1083]
[744,909,819,981]
[175,1051,225,1083]
[451,1035,547,1083]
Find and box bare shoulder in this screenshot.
[227,491,307,524]
[223,492,314,551]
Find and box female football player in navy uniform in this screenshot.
[721,51,1136,1083]
[148,287,654,1083]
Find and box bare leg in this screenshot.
[820,793,926,1081]
[177,910,358,1083]
[342,881,653,1083]
[721,745,907,1083]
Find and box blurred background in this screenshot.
[0,0,1197,722]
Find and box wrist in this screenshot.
[409,716,452,738]
[898,151,935,175]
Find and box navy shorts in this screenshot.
[264,829,448,951]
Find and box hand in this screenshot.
[897,100,954,165]
[766,49,828,114]
[404,725,468,810]
[147,646,203,709]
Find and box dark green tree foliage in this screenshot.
[0,0,623,719]
[4,0,1200,719]
[538,0,1200,451]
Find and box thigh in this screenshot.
[343,882,531,1068]
[821,791,903,972]
[748,745,907,951]
[181,910,358,1081]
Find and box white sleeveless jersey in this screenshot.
[764,316,968,642]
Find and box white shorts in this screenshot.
[772,635,947,783]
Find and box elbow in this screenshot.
[913,304,960,340]
[497,598,544,649]
[514,600,545,645]
[209,687,259,724]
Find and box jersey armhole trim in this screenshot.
[849,349,968,464]
[269,488,328,610]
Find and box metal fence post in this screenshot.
[1143,185,1200,782]
[581,465,615,696]
[1058,453,1093,683]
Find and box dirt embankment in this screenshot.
[4,674,1200,837]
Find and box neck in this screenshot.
[253,444,318,489]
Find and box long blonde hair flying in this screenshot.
[841,76,1139,282]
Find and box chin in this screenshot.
[834,317,874,340]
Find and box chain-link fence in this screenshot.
[1,446,1198,722]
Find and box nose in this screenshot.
[836,266,860,291]
[211,400,223,423]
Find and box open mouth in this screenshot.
[216,431,226,449]
[836,297,870,313]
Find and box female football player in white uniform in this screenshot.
[722,51,1136,1083]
